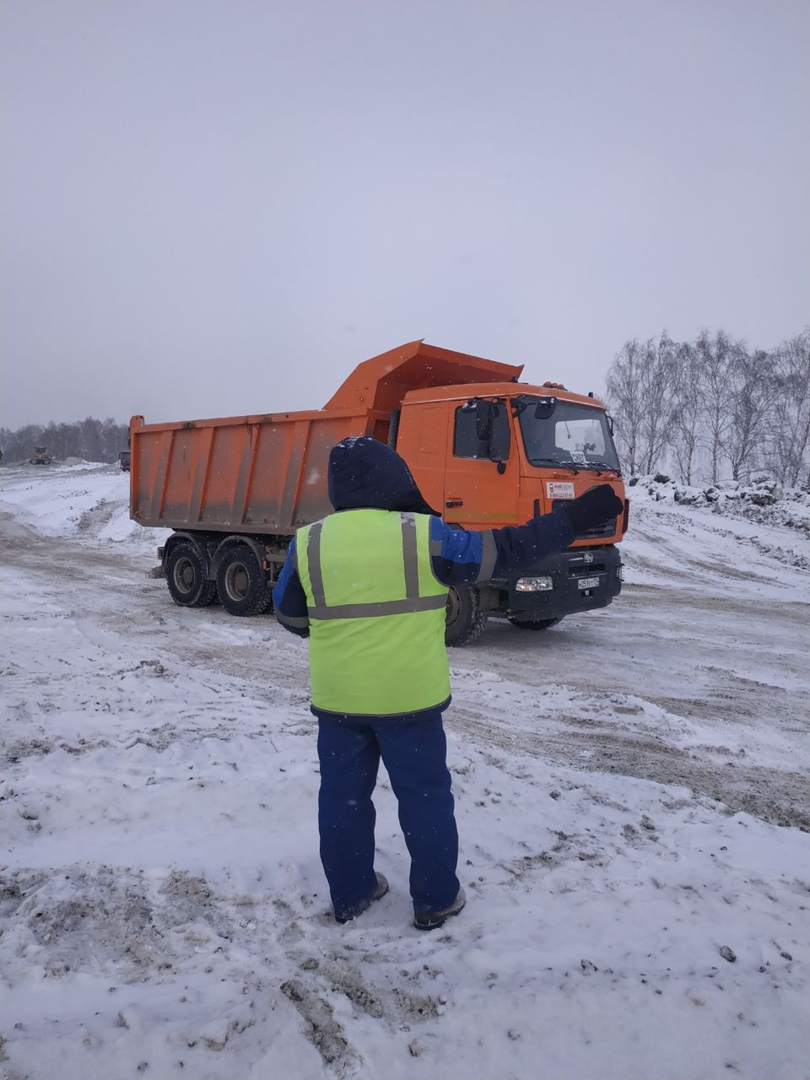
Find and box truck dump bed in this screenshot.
[130,341,522,534]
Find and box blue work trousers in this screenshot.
[317,710,460,919]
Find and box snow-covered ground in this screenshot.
[1,462,808,1080]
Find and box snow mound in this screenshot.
[0,460,169,554]
[630,474,810,535]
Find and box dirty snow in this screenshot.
[1,462,808,1080]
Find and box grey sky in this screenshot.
[1,0,808,429]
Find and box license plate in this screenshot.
[577,576,599,590]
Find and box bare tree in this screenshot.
[605,326,808,488]
[694,329,741,484]
[606,332,680,475]
[768,328,810,486]
[723,348,777,482]
[605,338,645,475]
[637,333,680,474]
[669,341,703,485]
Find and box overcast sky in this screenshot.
[1,0,808,430]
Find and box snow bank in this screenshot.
[630,473,810,535]
[0,461,169,554]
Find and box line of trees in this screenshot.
[3,327,808,488]
[0,417,130,465]
[605,328,810,487]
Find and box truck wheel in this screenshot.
[507,617,561,631]
[216,546,272,616]
[445,585,488,647]
[166,542,217,607]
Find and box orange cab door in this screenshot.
[442,399,518,530]
[395,401,449,516]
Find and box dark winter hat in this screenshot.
[327,436,441,515]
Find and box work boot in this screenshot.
[334,872,389,924]
[413,888,466,931]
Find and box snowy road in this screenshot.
[1,464,809,1080]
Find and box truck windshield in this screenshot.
[515,396,621,472]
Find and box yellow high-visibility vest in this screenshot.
[296,509,450,715]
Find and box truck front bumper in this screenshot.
[503,545,623,622]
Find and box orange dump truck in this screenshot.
[130,340,628,644]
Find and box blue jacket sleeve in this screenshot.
[272,536,310,637]
[429,511,575,587]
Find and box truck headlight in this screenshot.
[515,575,554,592]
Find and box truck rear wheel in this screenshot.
[445,585,488,647]
[216,545,272,616]
[166,542,217,607]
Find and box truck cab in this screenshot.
[396,381,627,641]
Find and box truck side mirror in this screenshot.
[488,403,511,464]
[472,400,494,441]
[459,398,510,465]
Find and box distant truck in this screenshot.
[130,341,628,644]
[29,446,53,465]
[118,450,131,472]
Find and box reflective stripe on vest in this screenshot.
[303,514,447,620]
[295,509,450,716]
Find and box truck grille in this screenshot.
[566,560,609,578]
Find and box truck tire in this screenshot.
[166,542,217,608]
[445,585,488,647]
[507,617,561,631]
[216,545,272,616]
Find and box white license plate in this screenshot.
[577,576,600,590]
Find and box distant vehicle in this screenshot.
[29,446,53,465]
[118,450,131,472]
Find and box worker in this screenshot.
[273,436,623,929]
